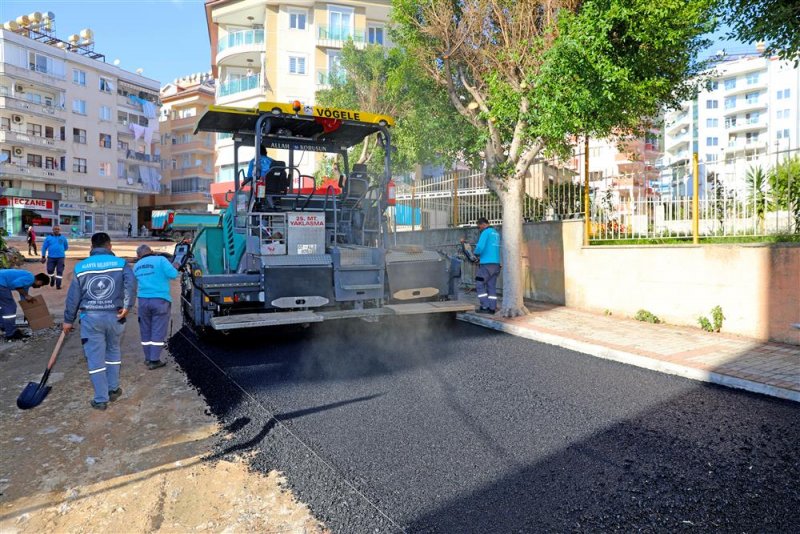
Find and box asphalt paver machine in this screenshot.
[177,101,472,334]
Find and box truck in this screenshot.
[175,100,473,335]
[150,210,221,240]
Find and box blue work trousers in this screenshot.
[138,297,170,362]
[0,288,19,337]
[80,312,125,403]
[46,257,66,288]
[476,263,501,311]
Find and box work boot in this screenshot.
[90,400,108,411]
[147,360,166,370]
[49,277,55,287]
[475,308,494,315]
[108,388,122,402]
[5,331,30,341]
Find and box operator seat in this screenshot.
[342,163,369,207]
[265,160,289,194]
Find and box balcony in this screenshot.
[726,120,768,135]
[0,95,66,122]
[169,139,214,155]
[167,165,214,178]
[665,113,689,135]
[723,98,767,116]
[216,30,264,65]
[217,74,261,99]
[317,26,366,48]
[166,115,199,130]
[122,149,160,164]
[0,61,65,87]
[316,69,347,87]
[0,162,67,182]
[0,130,66,152]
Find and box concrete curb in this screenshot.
[458,313,800,404]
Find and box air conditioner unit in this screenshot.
[12,147,23,157]
[84,194,95,203]
[12,114,24,124]
[14,84,24,93]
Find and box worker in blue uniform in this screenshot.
[133,244,178,370]
[63,233,135,410]
[41,225,69,289]
[247,144,274,181]
[0,270,50,341]
[463,217,502,314]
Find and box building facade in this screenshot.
[205,0,391,183]
[138,72,215,222]
[0,14,160,237]
[661,51,800,198]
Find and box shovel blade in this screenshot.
[16,382,51,410]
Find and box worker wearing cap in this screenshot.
[133,244,178,370]
[41,225,69,289]
[63,233,134,410]
[0,270,50,341]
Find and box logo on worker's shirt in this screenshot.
[86,275,115,301]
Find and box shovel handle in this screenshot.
[46,331,67,371]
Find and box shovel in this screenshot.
[17,330,67,410]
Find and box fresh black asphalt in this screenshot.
[170,315,800,533]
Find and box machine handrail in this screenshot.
[321,185,338,245]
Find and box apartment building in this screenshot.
[0,13,160,237]
[138,72,215,221]
[205,0,391,183]
[661,50,800,198]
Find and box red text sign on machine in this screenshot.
[289,214,324,227]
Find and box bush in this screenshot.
[698,305,725,333]
[634,309,661,324]
[697,316,714,332]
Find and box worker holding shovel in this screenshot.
[63,233,135,410]
[0,270,50,341]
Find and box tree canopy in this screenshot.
[720,0,800,63]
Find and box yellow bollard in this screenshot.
[584,135,590,246]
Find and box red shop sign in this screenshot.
[0,197,54,210]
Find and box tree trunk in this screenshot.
[498,177,529,317]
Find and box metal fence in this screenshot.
[387,148,800,241]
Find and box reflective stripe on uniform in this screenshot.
[76,267,123,277]
[477,293,488,298]
[141,341,166,346]
[55,275,63,279]
[488,296,498,299]
[105,360,121,365]
[88,367,107,374]
[2,314,17,319]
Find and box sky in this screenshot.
[1,0,756,88]
[0,0,212,84]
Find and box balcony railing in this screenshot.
[0,95,65,121]
[0,130,65,150]
[217,29,265,53]
[126,149,160,163]
[0,162,66,181]
[318,25,366,45]
[218,75,261,97]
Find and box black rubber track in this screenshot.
[170,315,800,533]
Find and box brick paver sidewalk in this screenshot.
[461,302,800,403]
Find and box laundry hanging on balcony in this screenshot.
[128,95,157,119]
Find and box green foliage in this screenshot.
[315,42,479,176]
[698,316,714,332]
[634,309,661,324]
[768,156,800,233]
[745,166,768,232]
[711,305,725,332]
[719,0,800,64]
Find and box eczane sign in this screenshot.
[0,197,54,210]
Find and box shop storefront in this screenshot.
[0,193,61,235]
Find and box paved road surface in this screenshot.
[171,315,800,532]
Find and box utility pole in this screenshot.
[692,152,699,244]
[584,135,590,246]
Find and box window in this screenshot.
[28,51,65,77]
[26,123,42,137]
[73,158,87,173]
[27,154,43,168]
[171,159,177,170]
[328,6,354,40]
[368,25,384,45]
[118,140,129,152]
[99,105,112,121]
[706,118,719,128]
[706,99,718,109]
[777,129,790,140]
[73,69,86,86]
[182,154,192,168]
[73,128,87,144]
[777,88,791,100]
[746,72,759,85]
[706,80,718,91]
[0,117,9,131]
[99,77,113,92]
[72,99,87,114]
[724,96,736,109]
[172,177,213,194]
[178,107,196,119]
[289,9,307,30]
[745,92,759,104]
[1,149,10,163]
[745,132,759,144]
[45,156,58,170]
[724,117,737,128]
[777,108,790,120]
[745,112,759,124]
[99,162,112,176]
[99,133,112,148]
[706,136,719,146]
[728,134,738,147]
[45,126,54,139]
[288,55,306,75]
[724,78,736,90]
[705,154,718,162]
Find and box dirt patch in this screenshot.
[0,258,324,533]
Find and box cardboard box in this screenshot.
[19,295,55,331]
